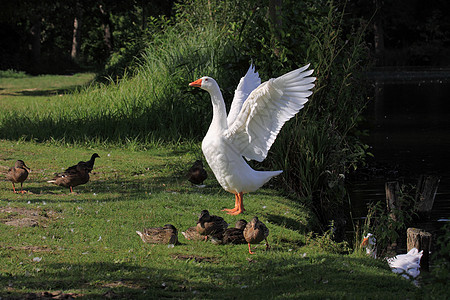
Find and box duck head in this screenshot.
[15,160,30,171]
[235,219,248,230]
[197,210,211,223]
[163,224,177,233]
[249,216,259,228]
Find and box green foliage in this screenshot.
[420,222,450,297]
[305,222,351,254]
[250,1,370,229]
[0,69,28,78]
[361,184,417,257]
[99,15,174,82]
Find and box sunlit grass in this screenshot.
[0,139,421,299]
[0,72,96,112]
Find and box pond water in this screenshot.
[348,70,450,239]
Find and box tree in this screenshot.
[30,11,42,72]
[99,3,114,56]
[71,1,83,62]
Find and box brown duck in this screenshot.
[187,160,207,186]
[243,216,270,254]
[64,153,100,174]
[6,160,30,193]
[47,164,90,193]
[222,219,247,245]
[196,210,228,241]
[48,153,99,193]
[136,224,178,245]
[181,226,204,241]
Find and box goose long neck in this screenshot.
[208,86,228,131]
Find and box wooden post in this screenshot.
[385,181,400,221]
[385,181,400,252]
[415,175,440,214]
[407,228,432,272]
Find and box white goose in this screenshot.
[189,64,315,214]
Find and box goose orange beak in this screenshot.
[189,78,202,87]
[361,237,368,247]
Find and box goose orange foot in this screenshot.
[222,192,245,215]
[221,195,238,212]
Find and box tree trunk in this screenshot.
[385,181,400,252]
[71,2,83,62]
[30,14,42,73]
[99,4,114,55]
[385,181,400,221]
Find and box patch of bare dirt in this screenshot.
[0,206,59,227]
[171,253,219,263]
[102,280,143,289]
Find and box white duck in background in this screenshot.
[189,64,315,214]
[361,233,377,258]
[387,247,423,279]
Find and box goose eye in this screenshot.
[205,78,208,82]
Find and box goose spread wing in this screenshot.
[227,64,261,127]
[224,64,315,162]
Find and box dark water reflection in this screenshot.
[348,75,450,235]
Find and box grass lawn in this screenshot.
[0,72,424,299]
[0,72,95,112]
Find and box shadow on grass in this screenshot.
[5,173,224,205]
[0,84,212,145]
[3,86,83,97]
[0,261,171,299]
[0,253,418,299]
[265,213,308,232]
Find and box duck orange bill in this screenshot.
[189,78,202,87]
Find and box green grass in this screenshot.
[0,65,440,300]
[0,139,422,299]
[0,72,95,112]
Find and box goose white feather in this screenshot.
[189,64,315,214]
[227,64,261,127]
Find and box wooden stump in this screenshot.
[407,227,432,272]
[415,175,440,214]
